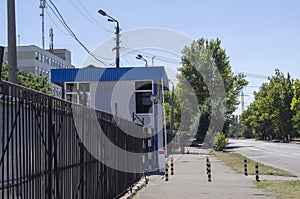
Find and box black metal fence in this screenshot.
[0,80,144,199]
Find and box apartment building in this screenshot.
[3,45,75,97]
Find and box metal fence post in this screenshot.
[47,98,53,199]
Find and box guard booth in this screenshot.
[51,66,169,173]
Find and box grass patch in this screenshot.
[214,151,296,177]
[254,180,300,199]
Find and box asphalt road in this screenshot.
[227,139,300,177]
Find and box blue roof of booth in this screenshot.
[51,66,169,83]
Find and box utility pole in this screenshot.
[7,0,18,84]
[40,0,46,50]
[241,88,245,113]
[98,9,120,68]
[170,81,175,135]
[170,81,175,154]
[161,78,168,157]
[49,27,54,53]
[115,22,120,68]
[152,56,156,66]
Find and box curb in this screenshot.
[119,155,181,199]
[119,177,148,199]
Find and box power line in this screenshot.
[46,0,107,65]
[234,71,268,79]
[66,0,113,33]
[121,47,180,64]
[46,9,69,35]
[120,47,181,65]
[76,0,113,33]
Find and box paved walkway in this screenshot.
[135,148,279,199]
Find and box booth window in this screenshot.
[136,91,152,113]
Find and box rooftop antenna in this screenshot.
[40,0,46,50]
[49,27,54,53]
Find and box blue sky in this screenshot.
[1,0,300,112]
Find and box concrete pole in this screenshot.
[161,78,168,157]
[115,22,120,68]
[170,81,175,154]
[7,0,18,84]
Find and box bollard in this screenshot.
[165,159,169,181]
[207,161,212,182]
[171,157,174,175]
[244,159,248,176]
[206,157,209,174]
[206,157,209,163]
[130,185,133,193]
[255,163,259,182]
[144,172,148,184]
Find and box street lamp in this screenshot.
[136,54,148,66]
[98,9,120,68]
[169,80,175,136]
[152,56,156,66]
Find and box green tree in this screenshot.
[213,132,229,151]
[241,69,294,140]
[1,64,52,94]
[177,38,247,141]
[164,91,181,131]
[291,79,300,137]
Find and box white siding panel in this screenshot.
[91,81,136,120]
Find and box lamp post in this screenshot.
[169,79,175,154]
[136,54,148,66]
[152,56,156,66]
[98,9,120,68]
[169,80,175,135]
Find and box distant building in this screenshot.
[3,45,75,97]
[51,66,169,172]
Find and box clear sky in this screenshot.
[1,0,300,112]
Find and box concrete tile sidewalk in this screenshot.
[135,148,278,199]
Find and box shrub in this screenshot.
[213,133,229,151]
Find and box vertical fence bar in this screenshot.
[47,98,52,199]
[7,87,11,199]
[80,143,84,199]
[1,83,6,198]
